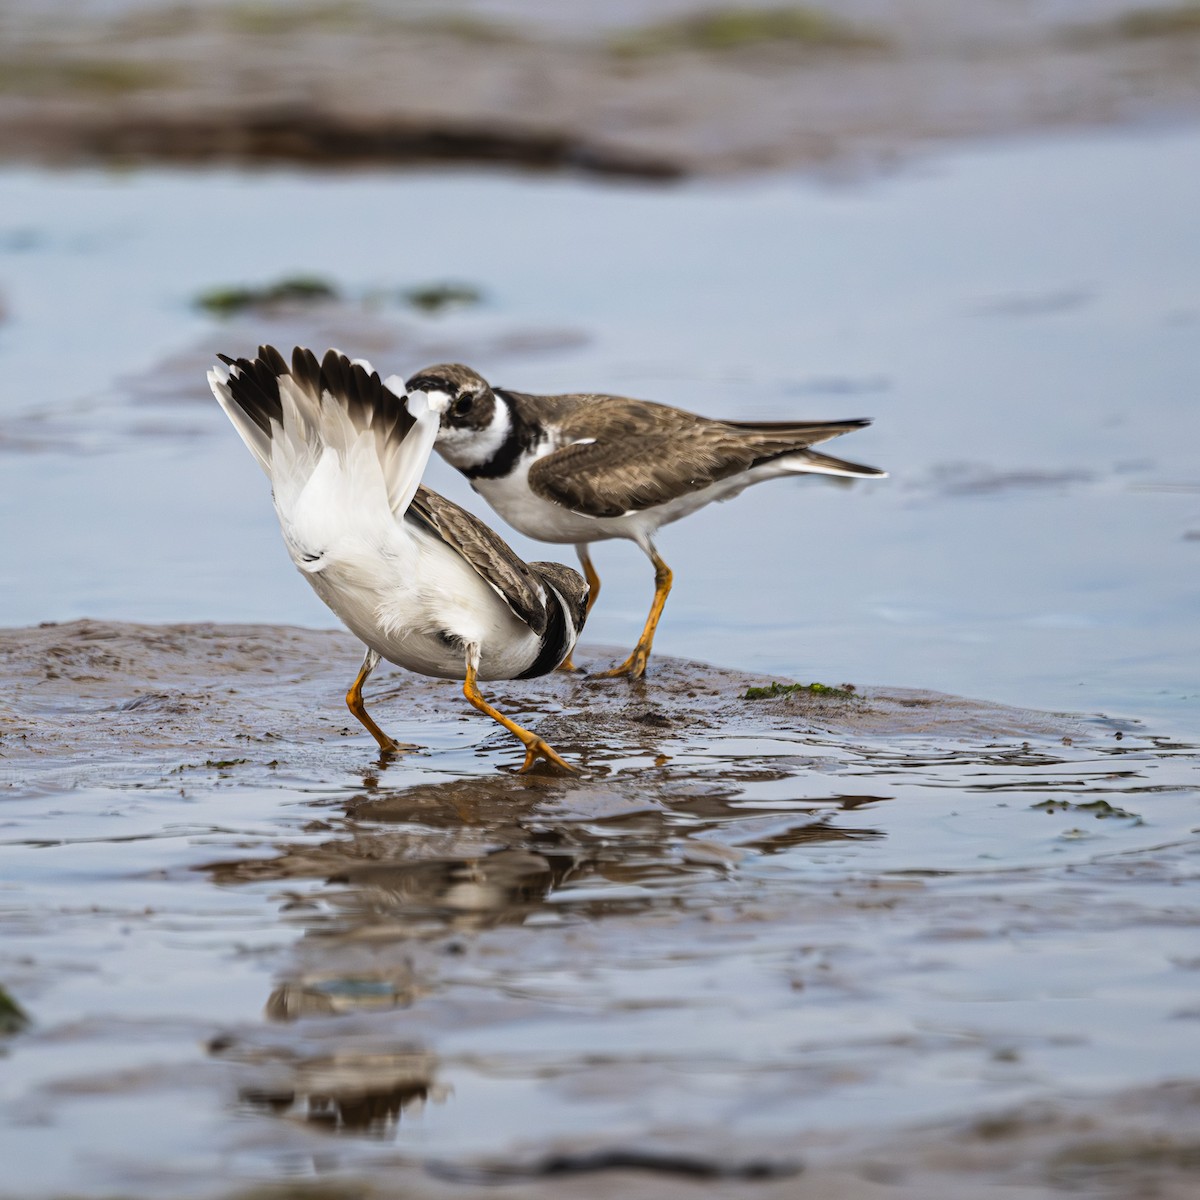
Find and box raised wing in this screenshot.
[408,486,549,634]
[523,394,873,518]
[212,346,425,515]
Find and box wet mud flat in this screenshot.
[2,620,1199,1198]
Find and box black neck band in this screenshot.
[461,391,536,480]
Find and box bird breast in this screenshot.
[301,522,543,682]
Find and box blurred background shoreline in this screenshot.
[3,0,1200,178]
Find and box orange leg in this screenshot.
[463,657,574,773]
[346,649,403,754]
[595,545,672,681]
[557,544,601,673]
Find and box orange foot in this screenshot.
[518,737,576,773]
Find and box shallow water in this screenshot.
[2,621,1198,1198]
[1,126,1199,1197]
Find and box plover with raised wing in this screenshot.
[209,346,587,770]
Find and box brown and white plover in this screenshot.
[404,363,885,678]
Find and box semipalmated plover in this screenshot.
[208,346,588,770]
[404,364,885,678]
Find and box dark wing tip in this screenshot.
[215,344,416,444]
[725,415,874,434]
[256,344,288,375]
[215,345,289,435]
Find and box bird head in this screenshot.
[405,363,509,471]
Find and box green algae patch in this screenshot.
[610,7,891,58]
[1066,4,1200,45]
[744,680,857,701]
[0,58,172,96]
[1032,798,1143,823]
[223,1,376,37]
[408,15,525,44]
[1111,4,1200,38]
[196,275,338,317]
[220,2,521,43]
[402,282,485,314]
[0,986,30,1035]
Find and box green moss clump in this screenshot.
[195,275,338,317]
[0,58,170,96]
[0,986,30,1035]
[610,6,890,57]
[409,16,523,44]
[1031,798,1142,823]
[744,680,856,700]
[223,1,369,37]
[196,288,254,317]
[1113,4,1200,38]
[221,2,519,42]
[402,282,484,314]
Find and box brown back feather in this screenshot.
[408,486,551,634]
[522,394,876,517]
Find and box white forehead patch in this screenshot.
[434,392,512,471]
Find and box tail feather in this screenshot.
[718,415,885,479]
[726,416,873,450]
[788,447,887,479]
[208,345,434,518]
[720,416,885,477]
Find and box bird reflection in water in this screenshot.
[201,766,886,1138]
[231,1044,438,1136]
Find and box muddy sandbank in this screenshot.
[1,618,1099,778]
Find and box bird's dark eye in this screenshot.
[453,395,474,417]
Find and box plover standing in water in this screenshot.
[405,364,885,678]
[208,346,588,770]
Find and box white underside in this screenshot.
[304,517,541,681]
[473,448,827,548]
